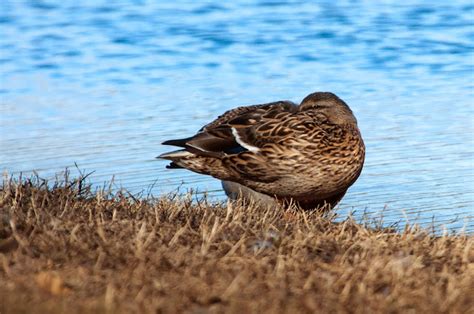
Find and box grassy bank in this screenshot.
[0,176,472,313]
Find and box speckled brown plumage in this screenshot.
[158,92,365,210]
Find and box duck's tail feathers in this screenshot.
[166,161,183,169]
[156,149,192,160]
[162,137,194,147]
[156,149,192,170]
[157,149,230,178]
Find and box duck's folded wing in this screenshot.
[201,101,297,131]
[162,100,298,158]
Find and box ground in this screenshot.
[0,176,472,313]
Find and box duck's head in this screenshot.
[299,92,358,126]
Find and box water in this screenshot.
[1,1,473,232]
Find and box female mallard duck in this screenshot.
[158,92,365,210]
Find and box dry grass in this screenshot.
[0,175,473,314]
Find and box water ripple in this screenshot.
[0,0,473,232]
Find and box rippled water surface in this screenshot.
[1,1,473,232]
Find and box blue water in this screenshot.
[1,1,473,232]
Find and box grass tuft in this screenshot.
[0,174,472,313]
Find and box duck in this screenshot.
[158,92,365,211]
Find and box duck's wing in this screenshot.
[220,111,340,183]
[161,100,298,158]
[201,100,297,131]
